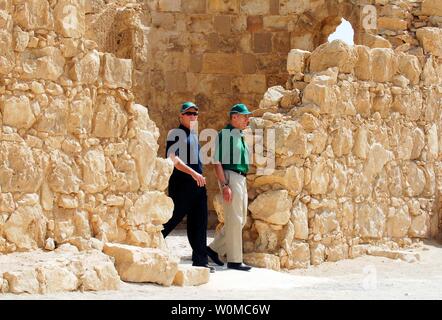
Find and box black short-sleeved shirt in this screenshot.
[166,124,202,185]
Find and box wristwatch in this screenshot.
[221,182,229,188]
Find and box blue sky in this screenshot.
[328,18,354,45]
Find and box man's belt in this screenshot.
[228,169,247,177]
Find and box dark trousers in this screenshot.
[162,181,208,265]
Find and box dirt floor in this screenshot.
[2,229,442,300]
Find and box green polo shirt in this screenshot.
[215,123,249,174]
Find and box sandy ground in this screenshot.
[2,229,442,300]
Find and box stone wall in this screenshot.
[84,0,442,214]
[242,0,442,269]
[0,0,173,255]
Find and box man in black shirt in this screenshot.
[162,102,214,273]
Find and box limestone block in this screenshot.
[0,250,120,293]
[410,128,425,160]
[367,248,420,263]
[12,25,29,52]
[426,124,439,160]
[102,53,132,89]
[310,243,325,265]
[253,166,304,196]
[326,243,348,262]
[47,150,81,194]
[240,0,269,15]
[58,194,78,209]
[387,206,411,238]
[129,104,159,138]
[353,127,370,159]
[282,242,310,269]
[0,142,43,193]
[3,199,46,251]
[127,191,174,226]
[422,0,442,16]
[416,28,442,57]
[158,0,181,12]
[82,148,108,193]
[253,220,282,252]
[249,190,292,225]
[355,204,385,239]
[14,0,53,30]
[0,193,14,212]
[93,95,128,138]
[173,265,210,286]
[331,127,353,157]
[201,53,241,74]
[0,28,14,74]
[54,208,91,243]
[54,0,85,38]
[79,251,121,291]
[3,270,39,294]
[313,211,339,236]
[378,17,408,30]
[20,47,65,81]
[359,33,392,49]
[109,157,140,192]
[259,85,285,109]
[290,201,308,240]
[1,95,35,129]
[103,243,179,286]
[371,48,398,83]
[309,40,357,74]
[280,89,300,109]
[208,0,239,14]
[303,82,337,115]
[403,162,426,197]
[287,48,310,75]
[308,157,329,195]
[243,253,280,271]
[363,143,392,182]
[68,94,93,134]
[69,50,100,84]
[398,54,421,85]
[35,97,67,134]
[409,214,429,238]
[354,45,372,81]
[349,245,368,259]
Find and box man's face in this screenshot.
[232,113,250,130]
[179,107,199,129]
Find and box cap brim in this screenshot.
[181,106,199,113]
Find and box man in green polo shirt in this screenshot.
[207,103,253,271]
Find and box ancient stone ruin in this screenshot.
[0,0,441,294]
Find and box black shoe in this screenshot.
[227,262,252,271]
[193,263,216,273]
[207,247,224,266]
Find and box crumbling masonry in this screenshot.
[0,0,441,293]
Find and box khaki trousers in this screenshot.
[209,170,248,263]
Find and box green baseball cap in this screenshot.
[180,101,198,113]
[229,103,252,115]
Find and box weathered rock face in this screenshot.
[84,0,442,217]
[0,245,120,294]
[0,2,174,256]
[0,0,175,293]
[241,33,442,269]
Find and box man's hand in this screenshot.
[222,185,232,203]
[191,171,206,187]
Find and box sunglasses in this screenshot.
[183,111,199,116]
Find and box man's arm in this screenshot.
[214,163,232,202]
[169,153,206,187]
